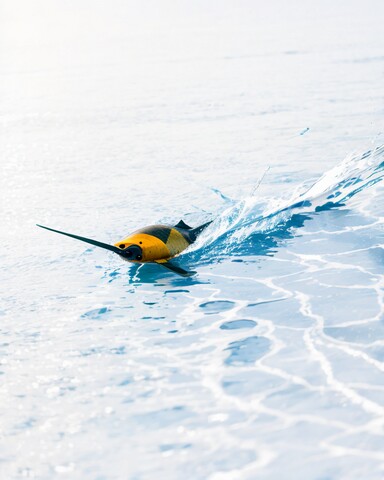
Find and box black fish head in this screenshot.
[117,243,143,261]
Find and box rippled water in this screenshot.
[1,1,384,479]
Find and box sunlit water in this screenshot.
[1,1,384,479]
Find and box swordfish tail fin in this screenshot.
[189,220,213,242]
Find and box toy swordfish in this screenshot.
[37,220,212,276]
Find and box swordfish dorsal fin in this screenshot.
[174,219,192,230]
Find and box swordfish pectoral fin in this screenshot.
[153,260,196,277]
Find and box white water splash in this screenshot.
[188,145,384,255]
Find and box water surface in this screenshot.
[1,1,384,479]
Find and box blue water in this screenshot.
[1,1,384,479]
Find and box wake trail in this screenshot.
[183,145,384,263]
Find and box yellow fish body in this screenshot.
[37,220,211,276]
